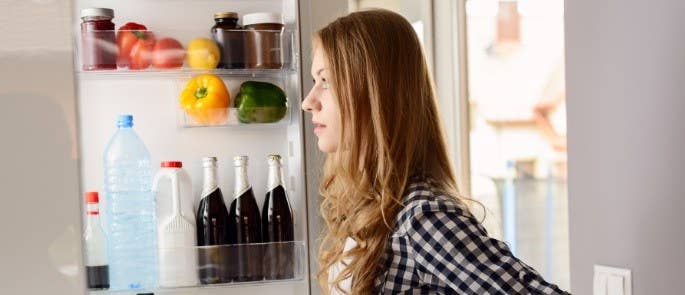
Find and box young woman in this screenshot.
[302,9,570,295]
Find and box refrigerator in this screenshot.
[0,0,348,294]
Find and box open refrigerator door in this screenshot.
[73,0,309,294]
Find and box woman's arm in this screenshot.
[406,209,570,294]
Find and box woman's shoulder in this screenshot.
[395,178,479,235]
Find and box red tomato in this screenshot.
[129,32,156,70]
[116,22,148,68]
[152,38,186,69]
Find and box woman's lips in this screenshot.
[314,123,326,134]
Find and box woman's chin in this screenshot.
[317,139,338,153]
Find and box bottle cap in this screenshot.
[242,12,283,27]
[214,12,239,19]
[80,8,114,19]
[233,155,248,166]
[202,156,218,168]
[267,154,282,165]
[85,191,99,204]
[161,161,182,168]
[117,114,133,128]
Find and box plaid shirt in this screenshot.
[374,180,571,294]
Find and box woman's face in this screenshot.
[302,46,341,153]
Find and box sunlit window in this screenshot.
[466,0,569,289]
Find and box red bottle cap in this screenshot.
[85,191,99,204]
[161,161,183,168]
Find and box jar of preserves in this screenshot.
[80,8,117,71]
[212,12,246,69]
[243,13,284,69]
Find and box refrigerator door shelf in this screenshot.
[87,241,306,294]
[75,29,298,78]
[76,68,294,80]
[174,75,292,129]
[178,106,292,128]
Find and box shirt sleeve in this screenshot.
[406,209,571,295]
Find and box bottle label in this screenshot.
[267,165,283,193]
[201,186,218,199]
[266,183,279,193]
[234,186,252,199]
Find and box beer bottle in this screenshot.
[262,154,295,279]
[228,156,263,281]
[196,157,232,284]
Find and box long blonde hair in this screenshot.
[316,9,467,294]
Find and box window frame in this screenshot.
[432,0,472,195]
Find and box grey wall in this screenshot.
[298,1,350,294]
[565,1,685,294]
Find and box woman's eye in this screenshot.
[320,78,330,90]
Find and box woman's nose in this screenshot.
[302,89,317,112]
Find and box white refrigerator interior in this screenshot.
[75,0,309,294]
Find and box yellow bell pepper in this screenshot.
[180,74,231,125]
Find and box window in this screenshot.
[465,0,570,289]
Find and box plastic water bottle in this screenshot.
[104,114,157,290]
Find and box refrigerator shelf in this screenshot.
[89,278,305,295]
[87,241,306,294]
[75,29,298,78]
[178,106,291,128]
[76,68,294,80]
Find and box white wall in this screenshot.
[565,0,685,294]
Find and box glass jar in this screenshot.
[80,8,117,71]
[243,13,284,69]
[212,12,246,69]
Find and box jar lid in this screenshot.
[80,8,114,19]
[214,12,239,19]
[242,12,284,26]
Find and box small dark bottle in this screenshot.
[211,12,246,69]
[83,192,109,290]
[262,154,295,280]
[228,156,263,282]
[196,157,232,284]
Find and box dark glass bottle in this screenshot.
[196,157,232,284]
[83,192,110,290]
[80,8,117,70]
[211,12,246,69]
[228,156,263,281]
[262,154,295,280]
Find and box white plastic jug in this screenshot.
[152,161,199,287]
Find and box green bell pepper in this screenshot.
[235,81,288,123]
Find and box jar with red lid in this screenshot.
[243,13,284,69]
[80,8,117,71]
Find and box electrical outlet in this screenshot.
[593,265,632,295]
